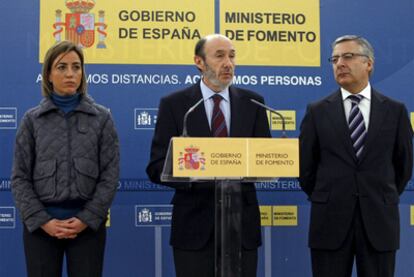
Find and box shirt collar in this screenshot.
[200,78,230,102]
[341,83,371,101]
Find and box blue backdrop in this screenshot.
[1,0,413,276]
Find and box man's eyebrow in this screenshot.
[214,49,235,54]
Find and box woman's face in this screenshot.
[48,51,82,96]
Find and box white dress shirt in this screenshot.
[341,83,371,130]
[200,79,231,132]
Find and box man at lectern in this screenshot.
[146,34,271,277]
[299,35,413,277]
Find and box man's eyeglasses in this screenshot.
[328,53,369,64]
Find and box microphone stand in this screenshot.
[181,98,204,137]
[250,98,287,138]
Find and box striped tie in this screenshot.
[211,94,228,137]
[348,94,366,159]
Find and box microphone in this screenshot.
[250,98,287,138]
[181,98,204,137]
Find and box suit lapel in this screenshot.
[185,84,212,137]
[324,91,358,163]
[358,89,388,163]
[186,85,255,137]
[229,87,246,137]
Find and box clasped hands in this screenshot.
[41,217,87,239]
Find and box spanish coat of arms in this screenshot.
[53,0,107,48]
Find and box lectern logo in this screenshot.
[178,145,206,170]
[53,0,107,48]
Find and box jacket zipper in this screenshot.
[66,113,72,194]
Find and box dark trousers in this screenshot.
[23,224,106,277]
[173,236,258,277]
[311,206,396,277]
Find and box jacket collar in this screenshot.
[36,94,98,117]
[323,88,388,164]
[183,81,242,137]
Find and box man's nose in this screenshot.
[223,56,234,67]
[336,56,349,66]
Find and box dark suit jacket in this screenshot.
[299,88,413,251]
[146,82,271,250]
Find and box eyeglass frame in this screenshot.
[328,52,369,64]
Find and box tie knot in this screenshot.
[212,94,223,105]
[348,94,363,104]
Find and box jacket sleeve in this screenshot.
[11,114,52,232]
[299,104,320,197]
[393,104,413,194]
[146,97,176,185]
[76,113,120,231]
[146,97,194,190]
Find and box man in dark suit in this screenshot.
[146,34,270,277]
[299,35,413,277]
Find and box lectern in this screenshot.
[161,137,299,277]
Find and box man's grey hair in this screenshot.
[332,35,374,75]
[332,35,375,62]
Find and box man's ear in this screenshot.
[194,55,204,71]
[366,59,373,75]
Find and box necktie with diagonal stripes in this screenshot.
[211,94,228,137]
[348,94,366,159]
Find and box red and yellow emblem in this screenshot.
[178,145,206,171]
[53,0,107,48]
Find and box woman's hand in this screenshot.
[41,218,87,239]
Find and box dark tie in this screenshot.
[348,94,366,159]
[211,94,228,137]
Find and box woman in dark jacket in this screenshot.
[11,41,119,277]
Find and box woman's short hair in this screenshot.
[41,41,87,97]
